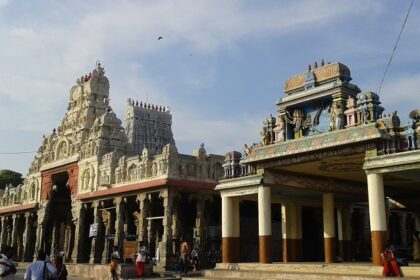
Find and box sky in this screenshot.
[0,0,419,176]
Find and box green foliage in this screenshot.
[0,169,24,189]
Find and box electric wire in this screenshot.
[378,0,414,95]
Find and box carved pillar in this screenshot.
[323,193,336,263]
[0,216,8,248]
[155,188,173,271]
[6,219,12,247]
[222,195,240,263]
[113,197,125,251]
[281,202,303,262]
[171,192,181,255]
[101,210,111,264]
[22,212,34,261]
[63,224,72,262]
[11,214,20,250]
[71,202,86,263]
[33,208,46,261]
[50,223,57,257]
[135,193,148,243]
[367,173,387,265]
[195,197,207,256]
[89,201,100,264]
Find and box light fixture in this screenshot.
[52,184,57,192]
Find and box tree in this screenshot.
[0,169,24,189]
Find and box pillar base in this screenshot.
[371,230,386,265]
[259,235,272,263]
[282,238,302,262]
[324,237,336,263]
[222,237,240,263]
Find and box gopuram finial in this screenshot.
[321,59,325,66]
[307,64,312,72]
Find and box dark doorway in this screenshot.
[45,172,73,257]
[302,206,324,261]
[240,200,258,262]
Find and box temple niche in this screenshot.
[0,63,224,270]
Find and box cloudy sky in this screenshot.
[0,0,419,175]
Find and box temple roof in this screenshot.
[284,62,351,94]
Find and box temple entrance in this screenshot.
[45,171,73,258]
[302,207,324,261]
[240,200,259,262]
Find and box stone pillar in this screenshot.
[71,202,86,263]
[413,213,420,262]
[136,194,148,244]
[367,173,387,265]
[0,216,8,248]
[155,189,173,271]
[6,217,12,247]
[195,197,206,254]
[33,206,47,261]
[323,193,336,263]
[63,224,72,262]
[221,195,240,263]
[113,197,125,251]
[281,202,302,262]
[11,214,20,250]
[337,207,352,261]
[101,210,111,264]
[89,201,100,264]
[22,212,33,261]
[258,185,272,263]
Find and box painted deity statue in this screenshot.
[286,109,311,139]
[329,103,344,130]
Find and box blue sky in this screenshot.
[0,0,419,175]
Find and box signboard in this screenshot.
[89,223,98,237]
[124,240,138,260]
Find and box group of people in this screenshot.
[0,245,67,280]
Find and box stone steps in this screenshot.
[181,263,420,280]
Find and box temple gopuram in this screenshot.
[218,60,420,266]
[0,63,224,271]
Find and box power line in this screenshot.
[378,0,414,95]
[0,151,37,155]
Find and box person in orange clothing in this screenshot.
[381,247,401,277]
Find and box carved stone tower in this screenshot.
[125,99,176,156]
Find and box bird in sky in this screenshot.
[158,36,163,40]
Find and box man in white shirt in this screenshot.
[24,250,57,280]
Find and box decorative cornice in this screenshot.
[243,123,384,164]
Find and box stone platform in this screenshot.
[182,262,420,280]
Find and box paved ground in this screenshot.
[14,267,201,279]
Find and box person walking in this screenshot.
[110,246,120,280]
[135,242,148,278]
[179,239,190,275]
[24,250,57,280]
[0,245,16,280]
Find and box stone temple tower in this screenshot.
[125,99,176,155]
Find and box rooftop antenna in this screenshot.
[378,0,414,95]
